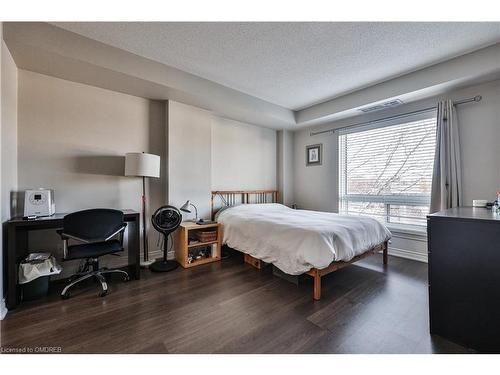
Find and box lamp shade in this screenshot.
[124,152,160,178]
[180,200,191,213]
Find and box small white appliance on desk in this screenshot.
[24,189,55,218]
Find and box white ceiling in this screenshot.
[52,22,500,110]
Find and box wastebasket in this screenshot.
[19,253,62,302]
[22,275,51,301]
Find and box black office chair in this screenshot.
[57,209,129,299]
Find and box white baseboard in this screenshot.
[0,298,8,320]
[388,246,428,263]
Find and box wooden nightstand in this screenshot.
[175,222,222,268]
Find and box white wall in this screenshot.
[212,116,276,191]
[0,22,3,319]
[168,100,277,222]
[167,100,213,220]
[1,32,18,319]
[17,70,167,274]
[292,79,500,262]
[455,80,500,204]
[277,130,295,206]
[1,38,18,220]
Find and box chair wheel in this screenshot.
[123,275,130,282]
[61,292,70,300]
[99,290,108,297]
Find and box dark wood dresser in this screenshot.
[427,207,500,352]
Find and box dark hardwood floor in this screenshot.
[0,252,473,354]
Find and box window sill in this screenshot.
[386,223,427,238]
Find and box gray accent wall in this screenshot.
[17,70,167,274]
[13,74,278,275]
[293,127,338,213]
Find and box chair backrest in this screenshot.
[63,209,124,242]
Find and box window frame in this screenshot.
[338,111,437,229]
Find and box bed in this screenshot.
[211,190,391,300]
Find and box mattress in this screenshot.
[217,203,391,275]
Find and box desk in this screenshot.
[5,209,140,310]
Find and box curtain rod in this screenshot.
[310,95,482,136]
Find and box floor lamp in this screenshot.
[125,152,160,267]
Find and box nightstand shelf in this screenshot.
[184,256,219,268]
[175,222,222,268]
[187,240,219,248]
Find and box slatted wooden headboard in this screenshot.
[211,190,280,220]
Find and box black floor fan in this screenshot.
[150,205,182,272]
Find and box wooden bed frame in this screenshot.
[211,190,388,300]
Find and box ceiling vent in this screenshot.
[359,99,404,113]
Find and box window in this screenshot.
[338,114,437,227]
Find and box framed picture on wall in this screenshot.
[306,144,322,166]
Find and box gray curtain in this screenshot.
[430,100,462,213]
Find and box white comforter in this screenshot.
[217,203,391,275]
